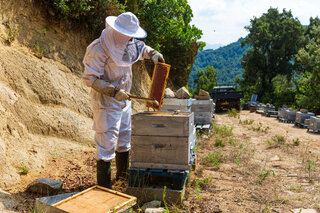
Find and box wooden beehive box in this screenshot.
[161,98,192,112]
[284,109,296,121]
[38,186,137,213]
[191,99,215,125]
[131,111,195,170]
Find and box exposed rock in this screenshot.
[195,89,210,100]
[145,208,165,213]
[164,88,175,98]
[26,178,63,195]
[199,89,210,97]
[0,188,19,213]
[175,87,190,99]
[141,200,162,211]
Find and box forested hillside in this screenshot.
[189,38,248,88]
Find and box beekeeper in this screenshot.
[82,12,164,188]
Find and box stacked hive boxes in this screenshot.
[310,116,320,130]
[129,112,196,190]
[160,98,192,112]
[284,109,297,122]
[191,99,215,125]
[131,112,195,170]
[295,111,315,124]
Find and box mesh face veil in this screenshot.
[101,24,145,67]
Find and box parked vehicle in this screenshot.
[212,85,244,112]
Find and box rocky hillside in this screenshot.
[0,0,151,188]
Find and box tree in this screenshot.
[240,8,306,103]
[295,25,320,113]
[194,65,217,95]
[138,0,205,87]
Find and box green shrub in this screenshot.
[40,0,125,37]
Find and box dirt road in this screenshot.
[184,111,320,213]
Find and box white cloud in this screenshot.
[188,0,320,45]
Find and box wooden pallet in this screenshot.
[307,128,320,133]
[129,168,189,190]
[294,122,309,129]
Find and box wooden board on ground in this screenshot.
[36,185,137,213]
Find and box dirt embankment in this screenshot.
[0,0,151,199]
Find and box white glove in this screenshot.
[114,89,130,101]
[92,79,116,97]
[151,51,165,64]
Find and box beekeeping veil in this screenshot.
[102,12,147,67]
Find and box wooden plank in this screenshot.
[131,135,192,170]
[132,112,194,137]
[52,186,136,213]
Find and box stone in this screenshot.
[291,209,317,213]
[26,178,63,195]
[175,87,190,99]
[145,208,165,213]
[270,155,280,161]
[199,89,210,97]
[164,88,175,98]
[141,200,162,211]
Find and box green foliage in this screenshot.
[256,159,275,184]
[190,38,248,88]
[293,138,301,146]
[20,162,29,175]
[227,108,239,118]
[5,19,21,44]
[138,0,204,87]
[193,65,217,95]
[203,151,225,168]
[212,124,234,137]
[40,0,125,37]
[215,137,225,147]
[295,23,320,114]
[240,8,306,104]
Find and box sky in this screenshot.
[188,0,320,46]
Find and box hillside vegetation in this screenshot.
[190,38,248,88]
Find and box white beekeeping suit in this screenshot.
[82,12,164,188]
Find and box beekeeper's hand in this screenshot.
[151,51,165,64]
[114,89,130,101]
[92,79,116,97]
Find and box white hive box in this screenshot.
[161,98,192,112]
[284,109,296,121]
[296,111,315,123]
[310,116,320,129]
[131,111,195,170]
[191,99,215,125]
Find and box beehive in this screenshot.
[146,63,170,110]
[284,109,296,121]
[310,116,320,129]
[191,99,215,125]
[278,108,286,119]
[161,98,192,112]
[131,111,195,170]
[296,111,315,124]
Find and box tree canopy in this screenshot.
[193,65,217,95]
[240,8,306,103]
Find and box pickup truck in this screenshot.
[212,86,244,112]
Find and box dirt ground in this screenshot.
[2,110,319,212]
